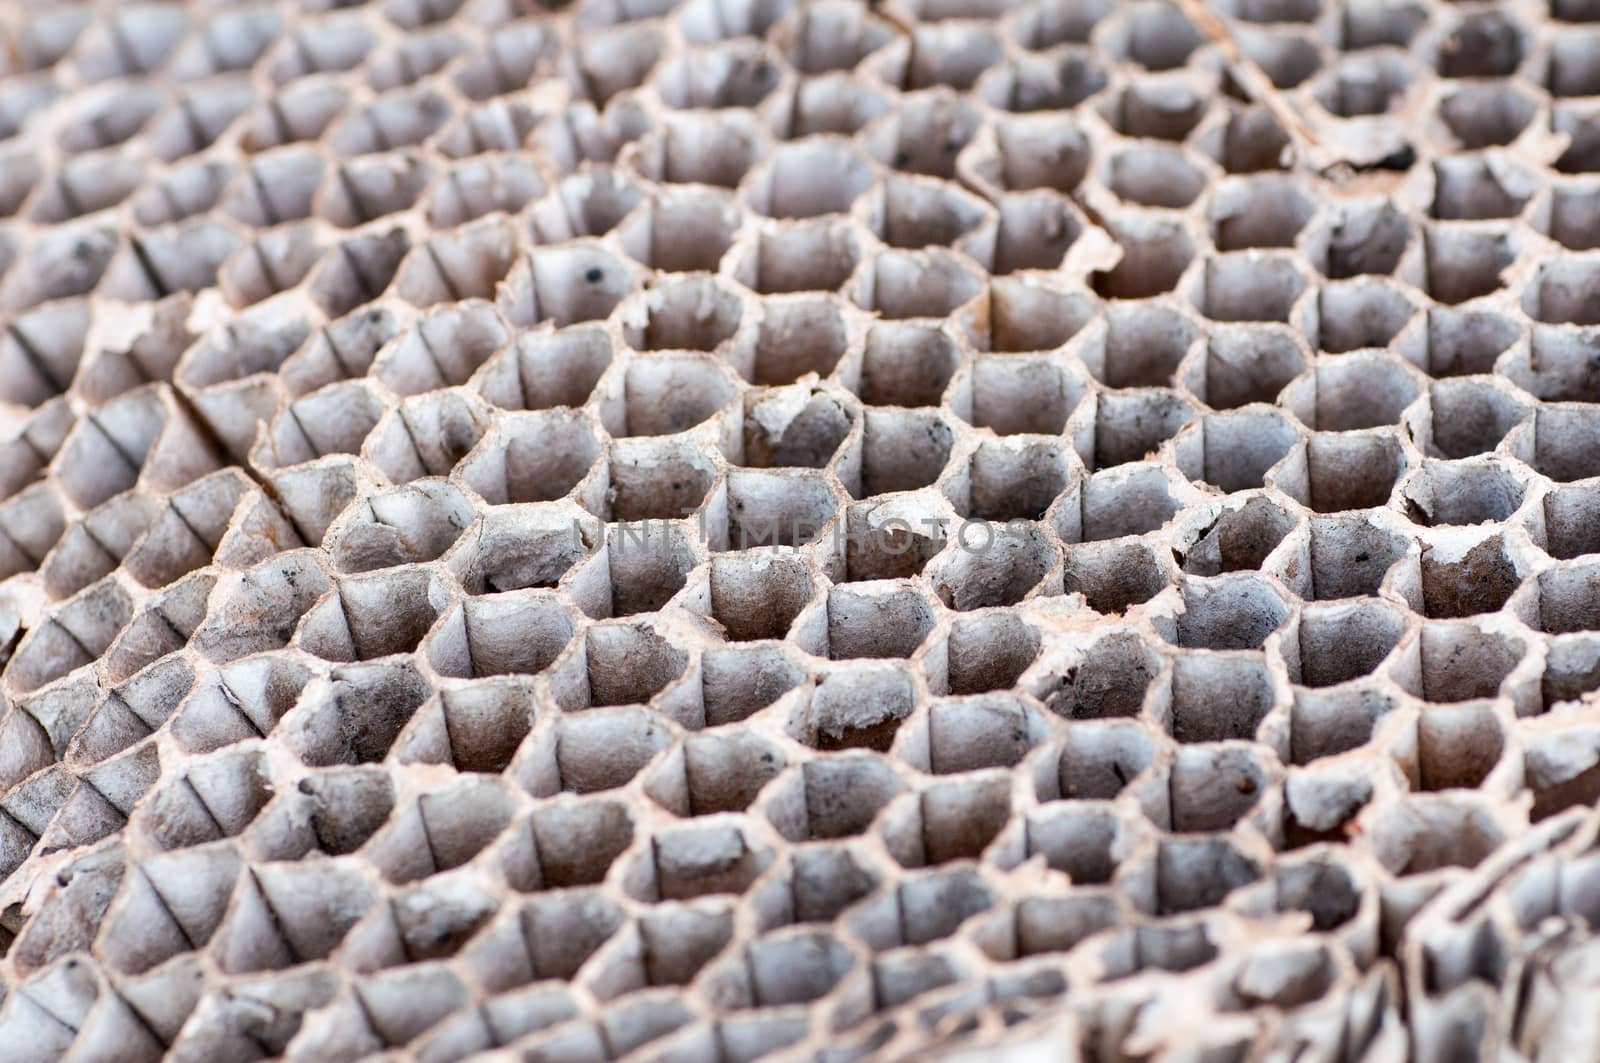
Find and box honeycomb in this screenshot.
[2,0,1600,1057]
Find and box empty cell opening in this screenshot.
[617,356,736,436]
[222,149,323,228]
[1168,652,1276,743]
[1527,258,1600,326]
[1289,354,1420,431]
[824,584,936,660]
[269,19,377,81]
[780,1,894,72]
[1105,145,1206,209]
[310,230,412,319]
[1534,405,1600,483]
[961,440,1071,522]
[744,297,845,385]
[1420,307,1518,377]
[701,645,804,725]
[726,933,855,1008]
[1439,83,1537,150]
[1512,326,1600,403]
[1075,464,1184,540]
[285,660,432,766]
[1432,156,1534,221]
[581,624,687,707]
[1046,631,1162,721]
[716,469,836,551]
[342,880,497,970]
[1534,564,1600,635]
[639,822,773,900]
[391,680,537,773]
[1422,225,1514,305]
[1403,461,1525,527]
[1026,804,1128,884]
[960,356,1086,437]
[459,411,599,505]
[374,305,508,398]
[766,756,900,842]
[742,387,853,469]
[986,280,1094,354]
[1198,253,1307,322]
[1181,497,1297,577]
[98,221,240,303]
[643,726,780,816]
[1405,704,1505,793]
[587,523,696,617]
[365,778,518,884]
[1092,215,1194,299]
[1314,280,1415,353]
[854,409,954,497]
[1318,199,1410,279]
[1549,33,1600,97]
[840,501,944,582]
[532,169,644,243]
[1178,409,1299,493]
[1557,106,1600,173]
[798,667,917,751]
[929,523,1057,610]
[990,116,1093,193]
[1084,302,1193,392]
[1298,433,1406,513]
[654,42,782,109]
[136,751,270,852]
[393,221,519,308]
[1169,744,1272,832]
[854,249,982,319]
[1542,638,1600,711]
[1416,623,1522,702]
[1427,379,1526,459]
[1432,9,1525,78]
[503,798,633,890]
[604,439,716,522]
[248,767,394,861]
[212,861,376,975]
[859,324,960,407]
[1089,389,1195,470]
[1295,601,1405,687]
[363,389,492,489]
[57,86,164,154]
[618,190,741,273]
[299,568,441,662]
[1065,539,1169,613]
[624,278,743,353]
[428,156,546,227]
[1288,686,1393,764]
[500,245,635,331]
[545,709,671,792]
[52,391,165,508]
[1102,77,1208,141]
[479,326,614,412]
[736,219,860,295]
[869,175,988,251]
[427,591,576,678]
[709,554,813,641]
[31,153,145,224]
[366,29,470,92]
[40,492,158,599]
[1420,535,1522,618]
[1192,324,1306,409]
[453,22,556,100]
[892,25,1005,90]
[1211,174,1315,252]
[568,23,663,106]
[981,49,1108,112]
[746,140,872,219]
[860,91,979,180]
[946,612,1040,694]
[1211,106,1294,174]
[1316,53,1411,117]
[983,192,1085,275]
[1369,797,1505,876]
[1153,837,1261,914]
[328,88,452,157]
[895,776,1014,866]
[1164,575,1290,651]
[638,112,765,189]
[1546,484,1600,559]
[0,301,89,407]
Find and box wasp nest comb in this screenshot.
[0,0,1598,1059]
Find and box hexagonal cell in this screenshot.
[363,777,518,884]
[793,665,917,751]
[852,248,982,320]
[1533,405,1600,483]
[97,221,240,304]
[623,277,744,354]
[1438,82,1538,150]
[617,188,742,273]
[701,644,805,725]
[1195,252,1307,323]
[633,110,767,189]
[281,658,433,766]
[476,326,614,412]
[1421,224,1515,305]
[427,155,547,228]
[1432,156,1535,221]
[612,355,737,437]
[1423,379,1526,460]
[1166,652,1278,743]
[392,218,519,308]
[530,169,643,242]
[427,590,577,679]
[1284,353,1421,431]
[954,354,1086,438]
[654,41,783,109]
[453,22,557,100]
[1064,538,1170,613]
[458,411,600,506]
[1312,279,1417,354]
[979,48,1108,112]
[777,0,895,73]
[1419,535,1523,618]
[316,154,434,229]
[1100,75,1208,141]
[874,24,1005,91]
[1184,323,1305,410]
[982,114,1093,195]
[297,567,442,663]
[1315,53,1412,117]
[1402,460,1525,527]
[1104,144,1207,209]
[1293,599,1406,687]
[1544,483,1600,560]
[744,139,873,219]
[1416,307,1519,378]
[1159,574,1291,651]
[645,729,786,817]
[1525,563,1600,634]
[928,521,1058,610]
[1430,10,1526,79]
[374,304,509,398]
[391,679,538,773]
[1175,408,1298,492]
[706,553,814,642]
[1509,326,1600,402]
[860,92,981,179]
[526,709,672,791]
[1070,463,1185,541]
[500,245,636,330]
[566,22,664,106]
[566,623,689,709]
[1087,389,1196,470]
[1092,213,1195,299]
[733,217,860,295]
[738,296,846,386]
[1283,432,1407,513]
[500,797,635,890]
